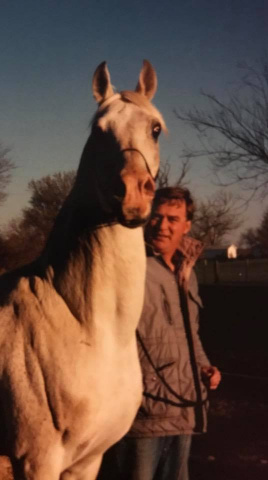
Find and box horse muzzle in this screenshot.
[118,171,156,228]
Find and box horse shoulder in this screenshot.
[0,274,73,367]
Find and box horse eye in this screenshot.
[152,123,161,140]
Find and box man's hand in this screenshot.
[201,366,221,390]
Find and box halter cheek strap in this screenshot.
[120,148,158,181]
[96,95,159,181]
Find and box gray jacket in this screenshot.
[129,253,210,437]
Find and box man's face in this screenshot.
[148,200,191,256]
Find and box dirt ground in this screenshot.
[190,284,268,480]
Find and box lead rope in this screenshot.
[177,276,206,431]
[136,329,208,408]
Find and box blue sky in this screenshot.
[1,0,267,240]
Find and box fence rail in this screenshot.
[195,258,268,285]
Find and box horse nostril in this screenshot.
[144,177,155,196]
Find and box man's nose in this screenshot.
[159,217,169,230]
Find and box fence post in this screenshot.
[214,260,220,284]
[203,259,207,284]
[245,258,249,282]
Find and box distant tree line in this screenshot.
[0,160,244,272]
[0,157,266,273]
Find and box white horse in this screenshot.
[0,60,166,479]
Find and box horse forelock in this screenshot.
[91,90,167,132]
[120,90,154,110]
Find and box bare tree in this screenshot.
[156,160,242,245]
[157,158,191,188]
[239,227,258,249]
[191,190,243,246]
[255,208,268,255]
[1,170,75,270]
[175,60,268,200]
[240,207,268,255]
[156,159,242,246]
[22,171,76,241]
[0,144,15,205]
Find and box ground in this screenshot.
[190,284,268,480]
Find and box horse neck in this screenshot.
[41,133,146,334]
[47,224,145,335]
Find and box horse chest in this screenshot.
[52,340,142,466]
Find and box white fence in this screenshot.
[195,258,268,285]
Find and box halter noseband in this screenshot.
[120,148,158,181]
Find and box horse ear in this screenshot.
[135,60,157,100]
[92,62,114,104]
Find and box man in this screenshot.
[98,187,221,480]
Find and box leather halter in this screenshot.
[96,94,159,182]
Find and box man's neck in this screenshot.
[161,252,176,272]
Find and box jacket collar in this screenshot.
[145,236,204,283]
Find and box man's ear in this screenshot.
[184,220,191,235]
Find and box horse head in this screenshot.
[76,60,166,228]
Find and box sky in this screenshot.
[1,0,267,241]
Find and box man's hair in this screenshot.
[152,186,195,221]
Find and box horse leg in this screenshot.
[0,456,13,480]
[11,446,63,480]
[61,454,102,480]
[11,462,61,480]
